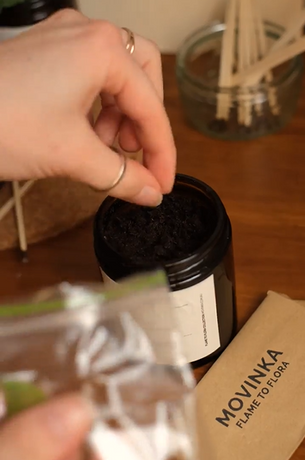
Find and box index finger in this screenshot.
[98,27,176,193]
[118,29,164,153]
[120,28,164,100]
[0,394,91,460]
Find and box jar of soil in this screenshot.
[94,174,236,367]
[0,0,77,40]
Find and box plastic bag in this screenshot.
[0,270,196,460]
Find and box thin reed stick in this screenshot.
[217,0,237,120]
[0,180,35,222]
[233,35,305,86]
[12,181,28,262]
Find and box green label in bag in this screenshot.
[0,381,47,419]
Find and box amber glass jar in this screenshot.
[94,174,237,367]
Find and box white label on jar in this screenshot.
[101,268,220,363]
[170,275,220,363]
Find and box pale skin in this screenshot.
[1,393,134,460]
[0,8,177,459]
[0,8,176,206]
[0,394,93,460]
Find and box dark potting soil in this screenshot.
[100,188,218,266]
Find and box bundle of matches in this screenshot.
[0,180,35,262]
[214,0,305,132]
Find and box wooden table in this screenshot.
[0,55,304,458]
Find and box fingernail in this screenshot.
[134,186,163,207]
[43,394,95,442]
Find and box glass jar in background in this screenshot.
[176,22,304,141]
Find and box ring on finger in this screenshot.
[122,27,135,55]
[100,150,127,192]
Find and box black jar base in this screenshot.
[190,332,236,369]
[191,349,223,370]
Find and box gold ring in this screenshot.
[122,27,135,55]
[101,151,127,192]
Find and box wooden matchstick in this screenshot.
[243,0,254,127]
[270,11,305,53]
[12,181,28,262]
[237,0,247,125]
[256,1,279,115]
[0,180,35,223]
[233,36,305,86]
[249,0,259,65]
[248,0,262,116]
[217,0,237,121]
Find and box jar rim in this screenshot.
[176,20,303,94]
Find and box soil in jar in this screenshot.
[99,186,218,267]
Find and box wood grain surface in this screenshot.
[0,54,304,459]
[0,178,107,250]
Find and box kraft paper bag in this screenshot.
[196,292,305,460]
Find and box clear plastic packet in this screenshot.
[0,270,197,460]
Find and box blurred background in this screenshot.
[79,0,295,52]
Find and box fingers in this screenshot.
[118,30,164,153]
[23,15,176,194]
[120,28,164,100]
[68,122,163,206]
[119,29,163,152]
[0,394,93,460]
[96,28,164,156]
[96,96,141,153]
[96,32,176,193]
[95,94,122,146]
[118,118,141,152]
[95,95,141,152]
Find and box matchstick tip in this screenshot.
[21,251,29,264]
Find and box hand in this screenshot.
[0,9,176,206]
[0,393,93,460]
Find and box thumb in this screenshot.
[0,393,93,460]
[67,124,163,207]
